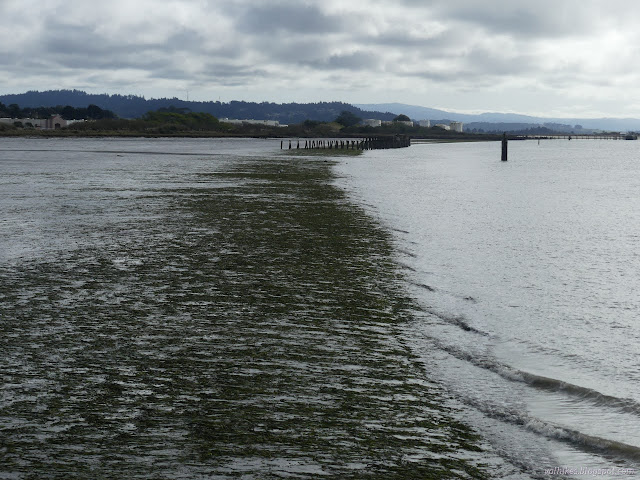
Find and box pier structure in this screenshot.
[526,133,638,140]
[281,135,411,151]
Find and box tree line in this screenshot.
[0,106,480,140]
[0,101,115,120]
[1,100,487,140]
[0,90,397,123]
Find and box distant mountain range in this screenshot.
[355,103,640,133]
[0,90,397,125]
[2,90,639,132]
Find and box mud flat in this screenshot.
[1,146,491,478]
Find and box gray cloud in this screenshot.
[401,0,602,37]
[234,1,347,35]
[1,0,640,115]
[297,51,381,71]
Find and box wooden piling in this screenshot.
[501,133,508,161]
[285,135,408,152]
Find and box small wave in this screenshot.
[435,342,640,417]
[398,262,417,272]
[437,377,640,464]
[397,248,417,258]
[471,397,640,463]
[526,418,640,463]
[408,281,435,292]
[428,310,490,337]
[520,372,640,417]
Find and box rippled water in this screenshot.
[1,137,501,478]
[336,140,640,476]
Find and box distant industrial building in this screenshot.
[434,123,451,130]
[382,119,414,127]
[0,114,83,129]
[418,120,431,128]
[449,121,464,132]
[220,118,283,127]
[361,119,382,127]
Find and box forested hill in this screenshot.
[0,90,396,123]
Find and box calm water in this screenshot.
[336,140,640,476]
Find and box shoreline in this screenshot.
[0,128,506,142]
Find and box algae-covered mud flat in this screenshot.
[1,138,513,478]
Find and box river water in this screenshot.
[335,140,640,476]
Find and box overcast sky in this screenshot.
[2,0,640,117]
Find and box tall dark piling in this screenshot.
[501,133,508,161]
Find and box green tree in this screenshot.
[393,114,411,122]
[8,104,21,118]
[61,105,76,120]
[87,104,105,119]
[335,110,361,127]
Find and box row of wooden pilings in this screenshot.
[280,135,411,151]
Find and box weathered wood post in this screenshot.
[281,140,283,149]
[297,140,300,149]
[501,132,508,161]
[289,140,292,149]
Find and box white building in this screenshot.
[361,119,382,127]
[434,123,451,130]
[450,121,464,132]
[418,120,431,128]
[220,118,282,127]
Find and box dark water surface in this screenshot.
[1,138,505,479]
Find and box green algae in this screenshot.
[0,153,488,479]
